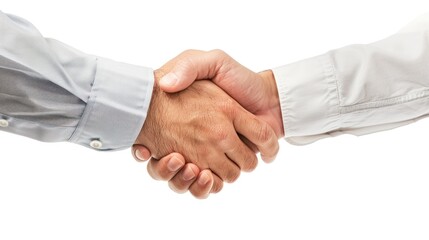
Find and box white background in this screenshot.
[1,1,429,239]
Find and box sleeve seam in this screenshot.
[340,90,429,114]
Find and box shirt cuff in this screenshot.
[69,57,154,150]
[272,54,341,145]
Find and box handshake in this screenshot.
[132,50,284,199]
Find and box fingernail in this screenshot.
[182,166,196,181]
[135,149,145,161]
[198,172,210,186]
[160,73,178,87]
[167,156,183,172]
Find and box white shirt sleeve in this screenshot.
[272,13,429,145]
[0,12,154,150]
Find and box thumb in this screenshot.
[132,144,152,162]
[159,50,224,93]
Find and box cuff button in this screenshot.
[90,140,103,149]
[0,119,9,128]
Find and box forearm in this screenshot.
[272,13,429,144]
[0,12,154,150]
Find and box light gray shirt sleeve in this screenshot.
[273,13,429,144]
[0,12,154,150]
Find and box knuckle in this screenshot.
[189,188,209,199]
[147,163,162,180]
[174,58,195,76]
[257,121,274,144]
[157,173,168,181]
[177,56,193,67]
[147,158,175,181]
[267,142,280,162]
[210,49,227,58]
[213,128,230,143]
[181,49,198,56]
[225,169,240,183]
[191,190,209,199]
[168,181,187,194]
[209,49,234,67]
[219,97,236,114]
[243,154,258,172]
[211,181,224,193]
[157,167,172,180]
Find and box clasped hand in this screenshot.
[133,50,284,198]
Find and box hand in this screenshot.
[132,150,221,199]
[134,57,279,183]
[160,49,283,138]
[133,50,283,198]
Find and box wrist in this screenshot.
[259,70,285,138]
[134,70,161,148]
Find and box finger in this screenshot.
[189,169,224,199]
[188,170,213,199]
[210,173,224,194]
[159,50,227,93]
[239,134,259,154]
[168,164,200,194]
[233,109,280,163]
[146,153,185,181]
[132,144,152,162]
[221,129,258,172]
[189,169,223,199]
[167,166,223,197]
[206,151,241,183]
